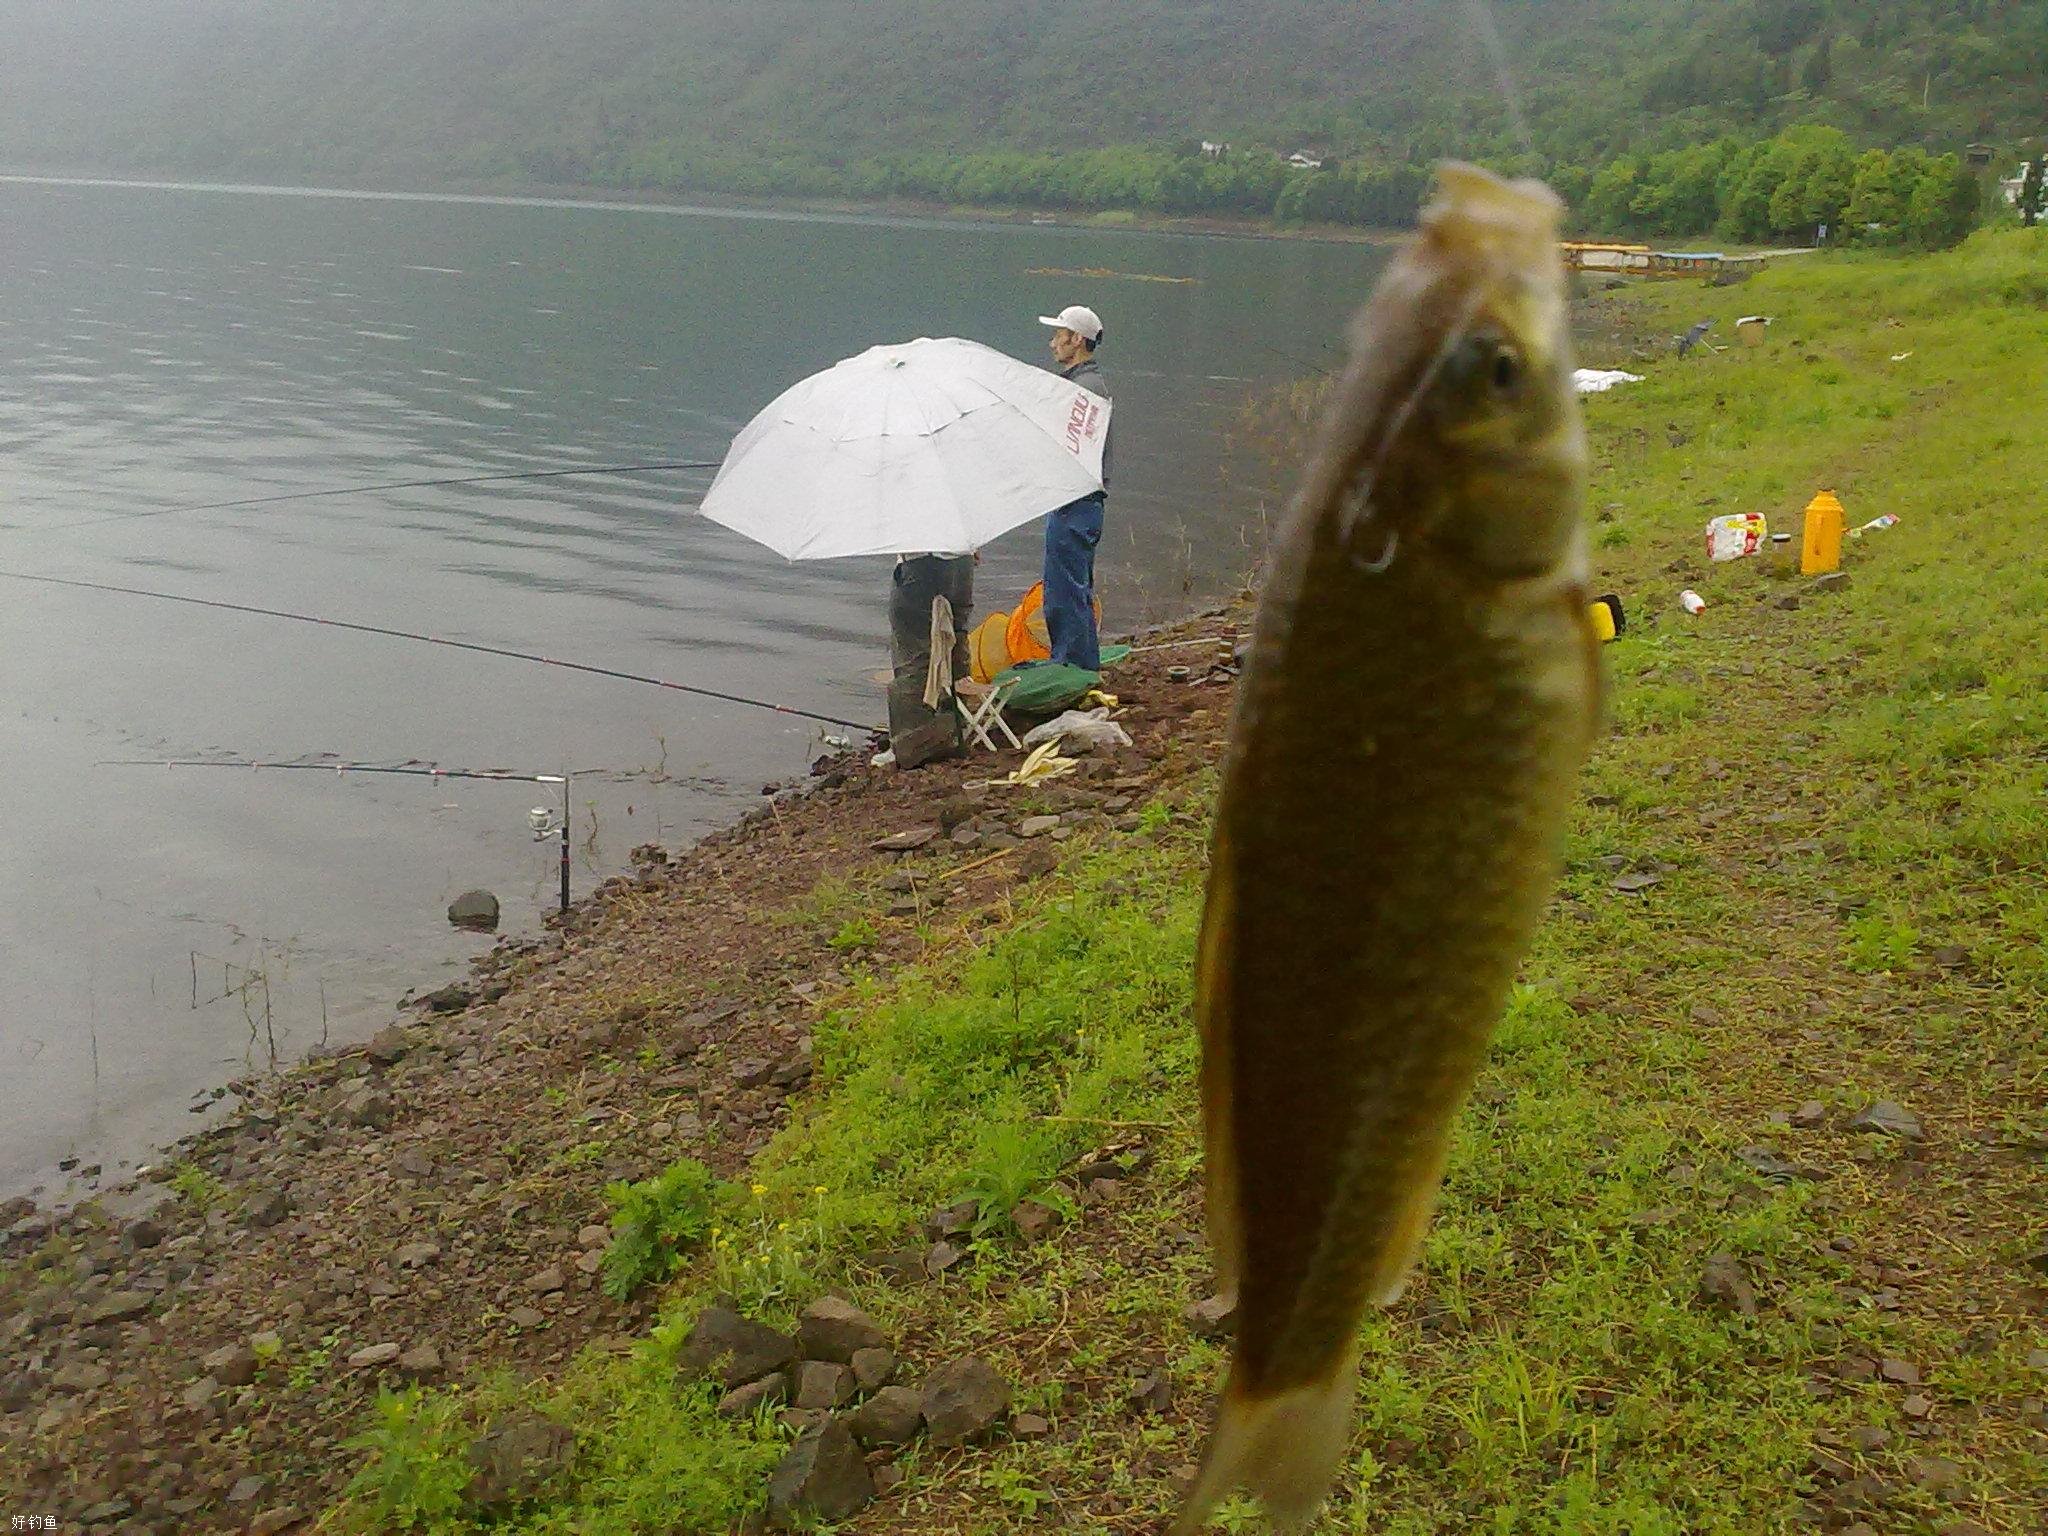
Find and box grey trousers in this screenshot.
[887,555,974,769]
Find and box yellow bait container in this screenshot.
[1588,593,1624,643]
[1801,490,1845,575]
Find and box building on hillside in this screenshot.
[1200,141,1230,159]
[1286,151,1325,170]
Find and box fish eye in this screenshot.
[1438,333,1525,411]
[1489,344,1523,395]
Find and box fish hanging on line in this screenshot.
[1177,162,1604,1533]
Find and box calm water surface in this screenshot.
[0,176,1387,1198]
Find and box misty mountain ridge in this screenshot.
[1,2,2040,202]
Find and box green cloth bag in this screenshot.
[993,662,1101,716]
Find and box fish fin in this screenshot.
[1366,1168,1444,1304]
[1193,835,1243,1298]
[1172,1354,1357,1535]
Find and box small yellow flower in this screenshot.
[778,1222,791,1232]
[750,1183,768,1197]
[812,1185,828,1196]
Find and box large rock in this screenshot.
[397,1343,443,1380]
[448,890,501,932]
[920,1357,1011,1447]
[850,1347,896,1392]
[1698,1254,1758,1318]
[243,1188,291,1228]
[1183,1294,1237,1341]
[792,1360,855,1410]
[364,1027,411,1067]
[1010,1199,1060,1241]
[1847,1101,1924,1141]
[715,1372,788,1418]
[766,1419,874,1528]
[676,1306,798,1392]
[796,1297,886,1363]
[844,1385,923,1448]
[871,827,939,853]
[344,1090,396,1130]
[466,1410,576,1512]
[926,1200,977,1238]
[51,1360,112,1393]
[418,982,475,1015]
[203,1343,259,1387]
[85,1291,153,1325]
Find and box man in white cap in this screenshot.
[1036,303,1111,671]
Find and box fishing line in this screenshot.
[96,759,566,783]
[1250,338,1336,380]
[0,567,879,734]
[16,459,725,534]
[93,760,582,906]
[1461,0,1537,160]
[97,757,732,790]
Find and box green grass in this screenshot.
[337,226,2048,1533]
[166,1160,226,1211]
[599,1157,722,1301]
[345,1389,473,1530]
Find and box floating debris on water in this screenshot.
[1025,266,1198,285]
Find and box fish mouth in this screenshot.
[1425,164,1566,267]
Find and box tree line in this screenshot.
[580,125,1994,251]
[572,139,1435,231]
[1567,126,1987,249]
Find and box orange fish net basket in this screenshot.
[968,612,1013,685]
[1001,582,1101,672]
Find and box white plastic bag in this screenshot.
[1019,707,1133,755]
[1573,368,1643,395]
[1706,512,1768,561]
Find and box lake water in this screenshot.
[0,175,1388,1199]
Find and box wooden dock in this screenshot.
[1562,241,1768,280]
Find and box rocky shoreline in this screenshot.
[0,606,1245,1529]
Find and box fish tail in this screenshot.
[1172,1355,1356,1535]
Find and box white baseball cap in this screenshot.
[1038,304,1103,342]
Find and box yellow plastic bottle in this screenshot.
[1801,490,1845,575]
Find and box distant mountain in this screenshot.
[1,2,2039,196]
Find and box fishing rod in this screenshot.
[16,459,726,534]
[98,757,580,912]
[96,759,566,783]
[0,567,880,734]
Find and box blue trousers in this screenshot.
[1043,493,1104,671]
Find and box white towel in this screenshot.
[923,595,956,709]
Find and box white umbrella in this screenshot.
[699,337,1111,560]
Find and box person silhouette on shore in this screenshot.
[1037,304,1110,672]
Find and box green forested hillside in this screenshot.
[0,1,2041,229]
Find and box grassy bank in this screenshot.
[340,228,2048,1533]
